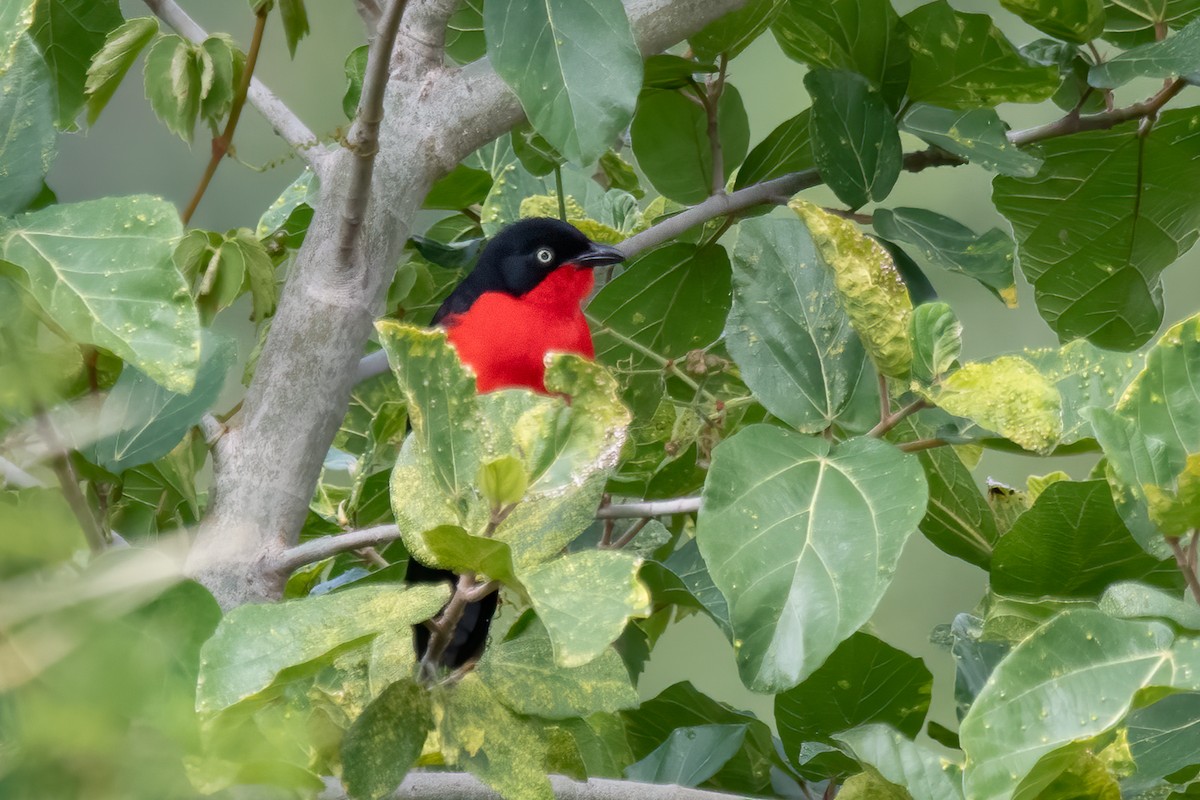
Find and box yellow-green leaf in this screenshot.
[930,355,1062,454]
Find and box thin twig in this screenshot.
[1168,536,1200,604]
[868,398,929,439]
[705,55,728,197]
[600,518,615,548]
[877,373,891,421]
[898,437,947,454]
[355,546,390,568]
[596,496,702,519]
[823,207,873,225]
[142,0,322,167]
[610,517,650,549]
[353,0,383,38]
[420,570,477,679]
[181,9,268,224]
[339,0,411,268]
[277,524,404,573]
[1188,530,1198,573]
[1008,78,1187,146]
[36,416,106,552]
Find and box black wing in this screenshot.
[431,273,486,326]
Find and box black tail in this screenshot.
[406,559,498,668]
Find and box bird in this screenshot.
[407,217,626,668]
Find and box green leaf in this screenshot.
[874,207,1017,307]
[0,195,198,393]
[835,724,964,800]
[589,242,732,417]
[776,632,932,772]
[277,0,309,57]
[477,622,638,719]
[1002,0,1106,43]
[419,524,518,587]
[837,768,911,800]
[1100,581,1200,630]
[438,674,553,800]
[698,426,926,692]
[257,168,319,240]
[792,200,913,379]
[900,104,1041,178]
[805,69,901,209]
[446,0,485,64]
[90,332,235,473]
[484,0,642,165]
[477,455,528,508]
[1021,339,1139,450]
[342,680,430,800]
[733,110,813,190]
[621,681,777,794]
[597,150,643,198]
[929,356,1062,454]
[645,537,731,635]
[143,34,202,143]
[1146,453,1200,536]
[992,110,1200,349]
[0,0,36,70]
[960,609,1200,800]
[904,0,1058,109]
[909,302,962,386]
[991,480,1179,599]
[0,36,56,216]
[84,17,158,125]
[1093,17,1200,87]
[198,36,243,129]
[916,446,998,569]
[511,122,564,177]
[1124,692,1200,792]
[523,549,650,668]
[196,584,449,713]
[0,488,86,577]
[771,0,911,105]
[424,163,493,210]
[624,724,748,787]
[31,0,123,127]
[631,86,750,204]
[724,216,865,432]
[690,0,782,60]
[642,54,717,90]
[1100,0,1200,47]
[342,44,367,119]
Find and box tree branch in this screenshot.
[36,416,106,553]
[868,398,928,439]
[1007,78,1187,146]
[320,772,754,800]
[1168,535,1200,605]
[340,0,411,268]
[142,0,323,169]
[419,571,477,680]
[181,8,269,224]
[354,0,383,40]
[277,524,403,573]
[596,496,701,519]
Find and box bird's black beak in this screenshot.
[572,242,626,268]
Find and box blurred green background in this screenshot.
[47,0,1200,738]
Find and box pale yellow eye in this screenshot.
[536,247,554,264]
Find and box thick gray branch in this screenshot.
[142,0,323,169]
[278,525,402,572]
[190,0,753,608]
[598,495,702,519]
[320,773,753,800]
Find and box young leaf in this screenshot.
[724,216,866,432]
[993,110,1200,349]
[198,36,244,128]
[1001,0,1105,43]
[804,68,902,209]
[90,332,235,473]
[342,44,368,119]
[642,54,717,90]
[697,426,926,692]
[771,0,911,105]
[909,302,962,386]
[30,0,124,127]
[484,0,642,165]
[631,86,750,204]
[733,109,813,190]
[0,36,56,216]
[874,207,1017,307]
[523,549,650,668]
[0,195,198,393]
[792,201,913,379]
[143,34,202,143]
[445,0,485,64]
[835,724,964,800]
[476,622,638,719]
[928,356,1062,454]
[624,724,748,787]
[990,480,1179,599]
[342,680,430,800]
[903,0,1058,108]
[419,525,519,587]
[477,455,528,508]
[84,17,158,125]
[775,632,932,771]
[900,104,1041,178]
[277,0,309,58]
[197,583,450,713]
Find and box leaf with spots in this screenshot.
[697,426,926,692]
[724,216,865,433]
[0,195,197,393]
[960,609,1200,800]
[342,680,431,800]
[901,104,1041,178]
[0,35,57,216]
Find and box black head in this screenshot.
[471,217,626,297]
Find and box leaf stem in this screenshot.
[181,9,269,225]
[1168,534,1200,604]
[555,163,567,221]
[898,437,946,454]
[869,398,929,439]
[705,55,728,197]
[610,517,650,549]
[36,415,106,553]
[419,570,478,681]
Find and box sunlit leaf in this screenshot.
[928,356,1062,454]
[342,680,429,800]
